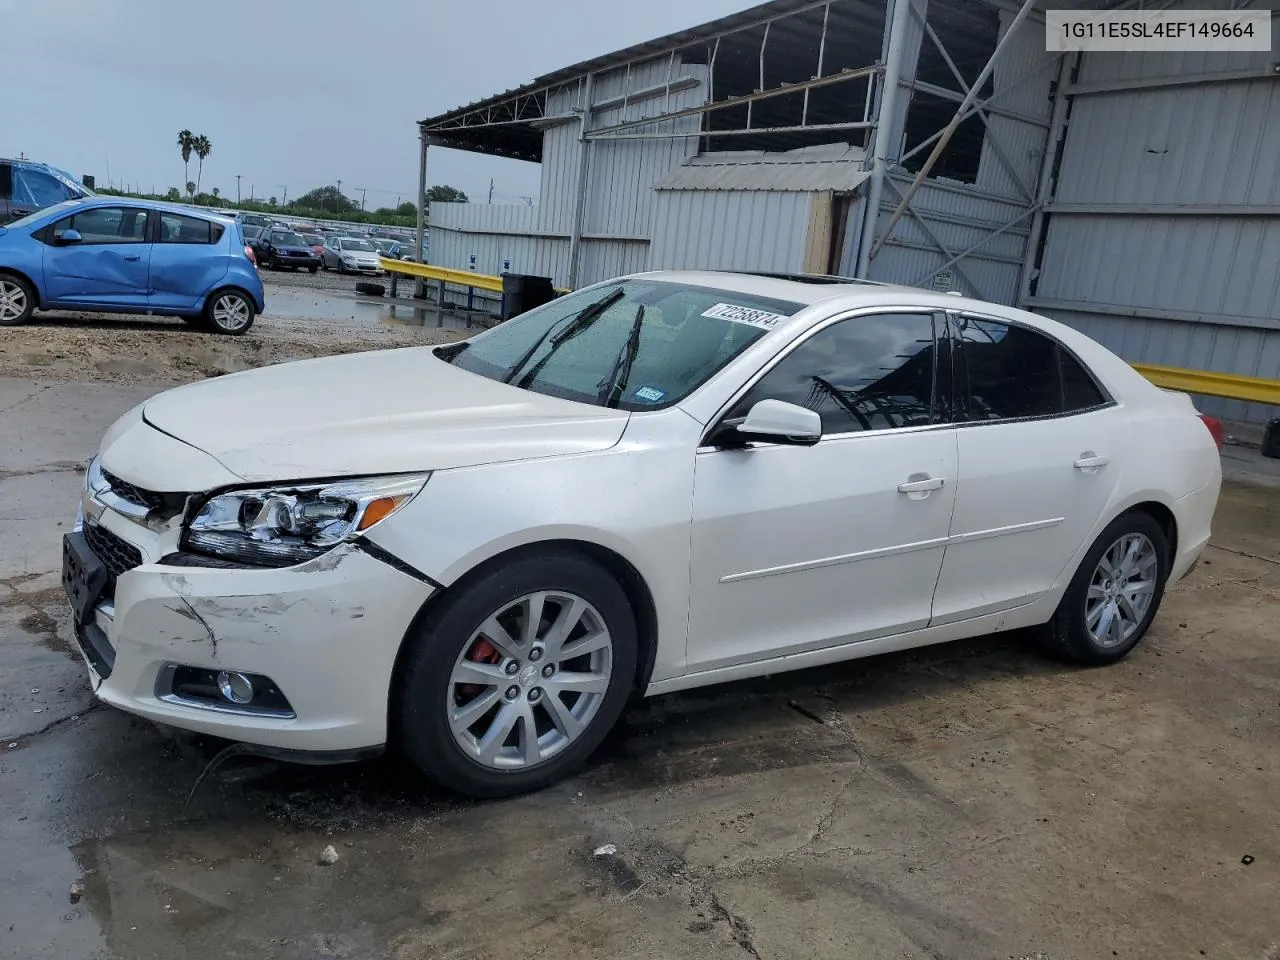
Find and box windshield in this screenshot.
[439,279,804,411]
[340,239,375,252]
[272,231,307,246]
[371,239,393,251]
[49,166,93,197]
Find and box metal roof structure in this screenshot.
[656,143,871,191]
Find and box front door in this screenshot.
[930,313,1127,624]
[687,311,958,674]
[42,206,151,306]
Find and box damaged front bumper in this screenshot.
[67,506,435,752]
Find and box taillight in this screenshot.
[245,245,256,265]
[1199,413,1225,450]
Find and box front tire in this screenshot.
[0,273,37,326]
[395,551,638,798]
[1038,510,1170,665]
[204,289,256,336]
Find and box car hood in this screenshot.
[340,250,379,259]
[140,346,630,483]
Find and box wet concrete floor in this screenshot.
[265,284,489,333]
[2,377,1279,960]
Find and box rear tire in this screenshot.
[395,551,638,798]
[203,289,256,336]
[0,273,37,326]
[1038,510,1170,665]
[308,266,318,274]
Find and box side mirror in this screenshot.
[710,399,823,448]
[57,228,83,244]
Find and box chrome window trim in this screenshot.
[697,304,949,451]
[946,308,1118,428]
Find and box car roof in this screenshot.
[623,269,1060,330]
[52,196,235,224]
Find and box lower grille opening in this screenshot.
[159,666,296,718]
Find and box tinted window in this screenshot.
[443,280,803,410]
[727,313,939,434]
[59,207,147,243]
[159,213,214,244]
[957,316,1105,420]
[1060,349,1106,411]
[13,168,74,208]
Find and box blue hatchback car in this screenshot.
[0,198,266,335]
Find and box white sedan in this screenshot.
[63,271,1222,796]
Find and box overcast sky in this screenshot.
[0,0,749,209]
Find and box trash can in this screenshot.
[1262,418,1280,459]
[501,274,556,322]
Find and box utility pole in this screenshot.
[357,187,367,211]
[488,178,494,204]
[235,174,242,204]
[278,185,287,207]
[336,179,343,200]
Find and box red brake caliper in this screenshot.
[459,637,502,697]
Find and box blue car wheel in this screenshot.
[204,289,256,336]
[0,273,37,326]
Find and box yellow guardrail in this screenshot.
[1133,363,1280,406]
[379,257,505,293]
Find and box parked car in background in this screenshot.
[0,197,264,334]
[61,271,1222,797]
[235,213,275,230]
[1,158,94,224]
[254,228,322,272]
[370,238,412,260]
[322,236,382,274]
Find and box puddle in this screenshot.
[265,286,488,333]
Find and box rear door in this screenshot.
[41,206,152,306]
[149,212,228,310]
[929,312,1127,625]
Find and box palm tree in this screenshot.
[193,135,212,197]
[186,181,196,199]
[177,130,195,194]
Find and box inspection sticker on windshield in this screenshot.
[701,302,790,330]
[633,386,665,403]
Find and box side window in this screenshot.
[0,163,13,200]
[159,213,213,244]
[12,168,73,208]
[1060,349,1107,411]
[956,316,1106,420]
[727,313,940,434]
[58,207,147,243]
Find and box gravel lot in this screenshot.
[0,275,463,386]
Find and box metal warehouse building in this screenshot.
[417,0,1280,423]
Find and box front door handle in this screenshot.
[1073,453,1110,470]
[123,255,141,262]
[898,475,945,500]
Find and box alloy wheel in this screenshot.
[1086,532,1158,648]
[448,590,613,770]
[0,280,28,322]
[211,294,251,332]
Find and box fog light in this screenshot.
[217,671,254,704]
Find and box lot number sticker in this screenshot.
[701,302,791,331]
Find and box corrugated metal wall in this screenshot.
[428,58,705,290]
[866,4,1053,304]
[1031,2,1280,423]
[649,190,814,273]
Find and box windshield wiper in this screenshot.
[597,304,645,408]
[505,287,625,388]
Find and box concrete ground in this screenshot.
[2,366,1279,960]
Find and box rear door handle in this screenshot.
[1073,454,1110,470]
[123,255,141,262]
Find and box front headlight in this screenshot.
[183,473,428,567]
